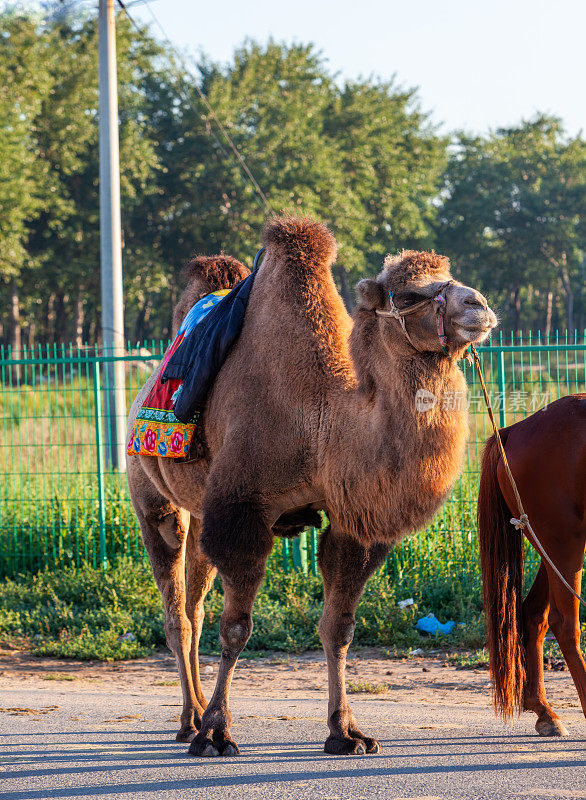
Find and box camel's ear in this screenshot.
[355,279,386,311]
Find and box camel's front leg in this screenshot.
[318,525,389,755]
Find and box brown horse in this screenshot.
[478,393,586,736]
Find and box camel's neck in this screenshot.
[324,313,469,544]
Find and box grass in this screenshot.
[347,681,390,694]
[1,551,583,664]
[0,557,490,662]
[2,339,583,580]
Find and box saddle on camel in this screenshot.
[126,216,497,757]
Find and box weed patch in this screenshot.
[347,681,390,694]
[0,558,494,661]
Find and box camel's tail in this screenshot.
[477,433,526,719]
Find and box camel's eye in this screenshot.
[396,291,426,308]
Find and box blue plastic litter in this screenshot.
[415,614,456,635]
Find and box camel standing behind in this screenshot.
[127,216,496,756]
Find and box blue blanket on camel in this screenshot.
[127,271,256,460]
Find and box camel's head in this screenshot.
[355,250,497,356]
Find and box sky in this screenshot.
[129,0,585,138]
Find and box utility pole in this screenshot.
[98,0,126,470]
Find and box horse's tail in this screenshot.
[477,432,526,718]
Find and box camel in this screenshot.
[126,216,497,757]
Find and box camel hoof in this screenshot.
[176,726,197,743]
[362,737,381,754]
[220,741,240,757]
[324,735,378,755]
[189,739,220,757]
[189,733,240,757]
[536,719,569,737]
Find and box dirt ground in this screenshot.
[1,647,585,800]
[0,645,581,714]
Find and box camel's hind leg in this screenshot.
[188,495,274,757]
[522,563,568,736]
[135,502,203,743]
[185,517,217,713]
[318,524,389,755]
[547,561,586,724]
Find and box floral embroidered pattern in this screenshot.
[127,418,196,459]
[127,288,228,460]
[170,431,184,453]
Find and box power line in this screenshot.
[117,0,275,215]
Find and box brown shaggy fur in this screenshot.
[478,395,586,737]
[383,250,451,288]
[172,255,250,335]
[263,215,338,273]
[127,216,496,757]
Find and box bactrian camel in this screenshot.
[127,216,497,757]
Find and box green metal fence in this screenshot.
[0,332,584,582]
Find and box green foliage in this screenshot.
[0,10,52,278]
[2,5,585,341]
[0,4,448,341]
[0,559,164,660]
[0,556,486,661]
[437,116,586,331]
[347,681,390,694]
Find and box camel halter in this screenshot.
[375,281,453,355]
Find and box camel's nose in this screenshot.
[462,288,488,310]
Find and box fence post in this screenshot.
[292,530,308,573]
[281,538,290,573]
[497,348,507,428]
[309,528,318,576]
[92,358,108,568]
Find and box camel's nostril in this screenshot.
[464,298,485,309]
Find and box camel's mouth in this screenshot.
[452,322,494,344]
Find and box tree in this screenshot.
[28,11,160,346]
[437,116,586,333]
[0,10,52,359]
[326,80,447,290]
[0,4,161,348]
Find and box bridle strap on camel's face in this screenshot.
[375,280,454,355]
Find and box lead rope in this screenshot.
[469,344,586,608]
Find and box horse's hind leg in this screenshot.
[185,517,217,714]
[523,563,568,736]
[547,562,586,723]
[136,503,202,742]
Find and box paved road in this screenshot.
[0,652,585,800]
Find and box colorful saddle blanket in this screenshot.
[128,272,256,459]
